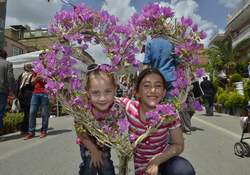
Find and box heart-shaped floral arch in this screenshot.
[33,3,206,175]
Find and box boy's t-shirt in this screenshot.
[143,37,176,83]
[120,97,181,175]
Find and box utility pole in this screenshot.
[0,0,7,49]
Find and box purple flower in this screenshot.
[170,88,180,97]
[161,7,174,17]
[70,78,81,90]
[192,100,203,111]
[192,24,198,32]
[156,104,176,116]
[199,31,207,39]
[72,96,83,107]
[181,17,193,27]
[117,118,129,133]
[146,111,160,124]
[195,68,205,78]
[111,56,121,66]
[102,124,111,133]
[129,133,137,142]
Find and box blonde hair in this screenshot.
[85,70,117,90]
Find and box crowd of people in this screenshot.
[0,49,51,141]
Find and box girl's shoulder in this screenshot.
[116,97,139,107]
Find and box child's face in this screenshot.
[87,74,116,112]
[136,73,166,110]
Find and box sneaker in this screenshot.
[40,131,47,138]
[24,133,34,140]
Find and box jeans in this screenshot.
[28,93,49,134]
[20,90,33,133]
[79,145,115,175]
[0,93,7,129]
[158,156,195,175]
[203,96,214,116]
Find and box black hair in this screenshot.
[0,49,7,59]
[135,67,167,92]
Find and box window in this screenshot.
[12,47,23,56]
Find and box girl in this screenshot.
[76,64,126,175]
[121,68,195,175]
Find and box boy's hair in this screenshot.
[85,65,116,90]
[135,67,167,91]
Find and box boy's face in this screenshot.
[87,74,116,112]
[136,73,166,111]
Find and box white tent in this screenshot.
[7,51,88,79]
[7,51,42,78]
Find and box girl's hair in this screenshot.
[85,69,116,90]
[135,67,167,91]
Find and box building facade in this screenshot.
[209,0,250,60]
[4,25,94,65]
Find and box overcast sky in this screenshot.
[5,0,243,63]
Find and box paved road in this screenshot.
[0,111,249,175]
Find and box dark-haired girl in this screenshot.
[121,68,195,175]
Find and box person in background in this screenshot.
[142,36,177,93]
[200,76,215,116]
[16,64,34,135]
[0,49,15,140]
[24,52,50,140]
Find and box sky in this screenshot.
[5,0,243,63]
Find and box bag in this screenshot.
[11,98,21,113]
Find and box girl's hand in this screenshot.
[145,163,159,175]
[145,157,161,175]
[90,147,104,169]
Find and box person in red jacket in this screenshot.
[24,52,50,140]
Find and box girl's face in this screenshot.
[136,73,166,111]
[87,74,116,113]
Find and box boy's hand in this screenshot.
[90,147,104,169]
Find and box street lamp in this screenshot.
[0,0,7,49]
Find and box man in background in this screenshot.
[200,76,215,116]
[0,49,15,140]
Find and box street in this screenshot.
[0,111,249,175]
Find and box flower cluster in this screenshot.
[33,3,207,175]
[129,3,206,110]
[146,103,177,125]
[49,3,140,70]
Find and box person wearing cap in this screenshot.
[16,64,34,135]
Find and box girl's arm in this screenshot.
[77,132,104,168]
[155,127,184,162]
[146,127,184,175]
